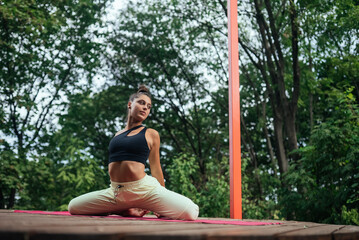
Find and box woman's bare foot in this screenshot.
[120,208,149,217]
[154,212,170,219]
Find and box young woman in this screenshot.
[68,85,199,220]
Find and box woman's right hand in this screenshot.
[120,208,149,217]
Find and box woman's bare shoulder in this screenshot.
[146,128,160,138]
[146,128,160,148]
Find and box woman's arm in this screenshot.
[147,129,165,187]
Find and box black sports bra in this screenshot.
[108,125,150,165]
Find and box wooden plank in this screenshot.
[0,209,14,213]
[277,224,344,240]
[1,222,237,233]
[0,212,283,240]
[207,222,322,240]
[125,222,321,240]
[0,223,239,240]
[0,212,284,227]
[0,212,244,240]
[2,211,359,240]
[0,215,240,236]
[124,225,279,240]
[333,225,359,240]
[0,231,120,240]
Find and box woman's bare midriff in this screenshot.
[108,161,146,182]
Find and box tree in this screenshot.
[0,0,109,208]
[281,87,359,224]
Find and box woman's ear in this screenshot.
[128,102,132,109]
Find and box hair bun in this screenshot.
[137,84,150,94]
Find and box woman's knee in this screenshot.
[179,203,199,221]
[68,195,90,215]
[68,198,80,215]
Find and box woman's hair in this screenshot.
[126,85,151,124]
[129,85,151,102]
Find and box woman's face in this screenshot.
[128,94,152,122]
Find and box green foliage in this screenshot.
[281,88,359,224]
[56,151,107,211]
[0,146,22,208]
[15,157,56,210]
[14,137,108,211]
[0,0,110,209]
[167,153,230,218]
[167,153,200,200]
[55,86,131,166]
[242,157,282,220]
[340,206,359,226]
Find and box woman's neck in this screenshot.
[126,119,143,130]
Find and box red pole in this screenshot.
[227,0,242,219]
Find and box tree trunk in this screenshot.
[8,188,16,209]
[0,188,4,209]
[285,112,298,156]
[308,48,314,134]
[240,114,263,197]
[273,116,288,173]
[286,0,301,156]
[254,0,290,172]
[262,95,277,176]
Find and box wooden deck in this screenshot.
[1,210,359,240]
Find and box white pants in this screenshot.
[68,175,199,220]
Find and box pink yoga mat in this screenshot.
[14,210,280,226]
